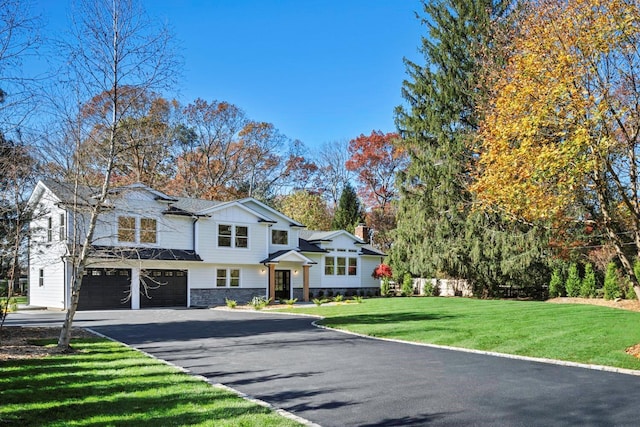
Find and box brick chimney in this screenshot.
[355,224,370,244]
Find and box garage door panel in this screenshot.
[140,269,187,308]
[78,268,131,310]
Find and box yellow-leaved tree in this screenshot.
[472,0,640,300]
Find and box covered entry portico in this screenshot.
[260,250,315,302]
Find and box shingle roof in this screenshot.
[91,246,202,261]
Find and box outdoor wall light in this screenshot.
[294,269,298,275]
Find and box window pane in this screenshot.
[47,217,52,242]
[59,214,65,240]
[235,226,248,248]
[218,224,232,247]
[118,216,136,242]
[230,269,240,287]
[216,269,227,287]
[348,258,357,276]
[337,257,346,275]
[140,218,157,243]
[272,230,288,245]
[325,257,334,275]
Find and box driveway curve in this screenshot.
[7,308,640,426]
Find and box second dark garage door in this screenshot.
[140,269,187,308]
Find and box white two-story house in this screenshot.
[28,180,385,310]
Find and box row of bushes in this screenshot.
[549,261,637,300]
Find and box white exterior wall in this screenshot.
[91,191,193,250]
[360,256,384,288]
[28,187,68,308]
[197,206,270,264]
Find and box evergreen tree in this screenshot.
[390,0,550,296]
[548,267,564,298]
[580,263,596,298]
[565,263,581,297]
[331,183,362,233]
[603,262,621,300]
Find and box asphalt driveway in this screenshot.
[6,308,640,426]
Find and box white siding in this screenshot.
[28,186,69,308]
[360,256,383,287]
[186,264,267,289]
[196,205,270,264]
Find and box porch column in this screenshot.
[268,263,276,302]
[303,264,310,302]
[131,268,140,310]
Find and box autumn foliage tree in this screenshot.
[472,0,640,300]
[275,190,332,231]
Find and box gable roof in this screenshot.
[260,249,316,265]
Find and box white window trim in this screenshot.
[324,253,358,277]
[215,268,241,287]
[116,215,158,246]
[271,229,288,246]
[217,224,250,249]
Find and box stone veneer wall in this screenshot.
[298,287,380,300]
[191,288,266,307]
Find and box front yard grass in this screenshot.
[0,338,301,427]
[284,297,640,371]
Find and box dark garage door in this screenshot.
[140,269,187,308]
[78,268,132,310]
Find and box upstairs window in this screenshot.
[118,216,136,242]
[59,213,65,240]
[272,229,288,245]
[47,217,53,242]
[140,218,157,244]
[218,225,232,247]
[218,224,249,248]
[118,216,157,244]
[235,226,248,248]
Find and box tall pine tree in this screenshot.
[391,0,550,296]
[332,183,362,234]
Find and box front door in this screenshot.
[274,270,291,300]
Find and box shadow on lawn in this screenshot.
[318,311,456,327]
[0,340,298,427]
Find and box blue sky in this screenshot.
[33,0,425,153]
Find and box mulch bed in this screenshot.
[0,326,98,361]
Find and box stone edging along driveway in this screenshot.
[223,307,640,377]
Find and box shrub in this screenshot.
[333,294,344,302]
[352,295,364,303]
[249,296,270,310]
[225,298,237,309]
[548,267,564,298]
[401,273,413,297]
[603,262,621,300]
[580,263,596,298]
[372,263,393,279]
[380,277,391,297]
[285,298,297,306]
[565,263,581,297]
[624,280,637,300]
[313,298,330,306]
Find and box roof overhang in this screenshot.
[260,250,316,265]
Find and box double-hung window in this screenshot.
[46,217,53,243]
[218,224,249,248]
[271,229,288,245]
[140,218,157,244]
[216,268,240,287]
[325,257,335,275]
[59,213,65,240]
[118,216,157,244]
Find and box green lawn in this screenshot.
[284,297,640,371]
[0,339,301,427]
